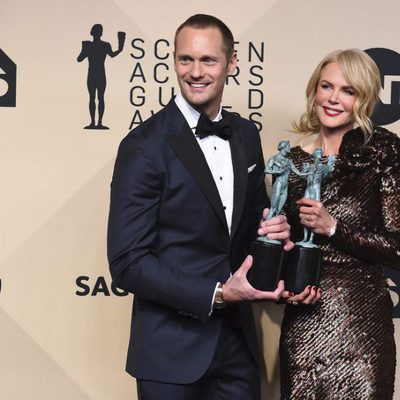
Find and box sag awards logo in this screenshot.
[365,47,400,125]
[77,25,266,132]
[128,38,266,131]
[77,24,126,130]
[75,275,129,297]
[74,272,400,319]
[0,48,17,107]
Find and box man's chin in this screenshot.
[183,95,209,109]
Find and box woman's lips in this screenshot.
[323,106,342,116]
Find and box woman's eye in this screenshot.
[343,88,355,95]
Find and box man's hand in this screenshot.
[222,255,291,302]
[257,208,294,251]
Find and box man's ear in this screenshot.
[227,51,238,75]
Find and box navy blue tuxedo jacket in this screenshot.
[108,99,269,384]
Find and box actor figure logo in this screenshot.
[77,24,126,130]
[365,48,400,125]
[0,49,16,107]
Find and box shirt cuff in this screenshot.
[209,282,221,316]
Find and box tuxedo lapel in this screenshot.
[165,102,228,232]
[229,121,248,240]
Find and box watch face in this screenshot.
[214,286,226,308]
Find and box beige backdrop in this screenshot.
[1,0,399,399]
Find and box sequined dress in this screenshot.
[280,127,400,399]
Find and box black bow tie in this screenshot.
[195,114,233,140]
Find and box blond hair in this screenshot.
[293,49,381,141]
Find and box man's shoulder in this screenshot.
[123,103,176,138]
[116,112,162,157]
[118,101,185,154]
[129,106,170,135]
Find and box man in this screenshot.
[108,14,293,400]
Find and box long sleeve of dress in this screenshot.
[329,130,400,266]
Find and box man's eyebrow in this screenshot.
[200,55,218,60]
[176,54,193,60]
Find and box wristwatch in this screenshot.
[214,283,227,309]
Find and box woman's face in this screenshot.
[314,62,357,134]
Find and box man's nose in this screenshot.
[190,61,204,78]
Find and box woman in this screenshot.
[280,49,400,399]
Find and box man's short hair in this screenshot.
[174,14,235,61]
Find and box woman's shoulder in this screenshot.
[341,126,400,170]
[373,127,400,165]
[371,127,400,162]
[372,126,400,145]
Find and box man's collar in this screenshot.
[174,93,222,129]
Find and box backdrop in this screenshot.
[1,0,400,399]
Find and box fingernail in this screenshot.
[313,286,317,292]
[306,285,311,291]
[288,292,294,297]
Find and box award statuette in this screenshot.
[284,148,335,293]
[249,141,306,291]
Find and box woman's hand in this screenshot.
[297,198,336,236]
[286,285,321,305]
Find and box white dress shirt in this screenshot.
[174,93,234,234]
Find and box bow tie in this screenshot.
[195,114,233,140]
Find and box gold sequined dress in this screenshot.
[280,127,400,399]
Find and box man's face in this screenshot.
[174,26,237,119]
